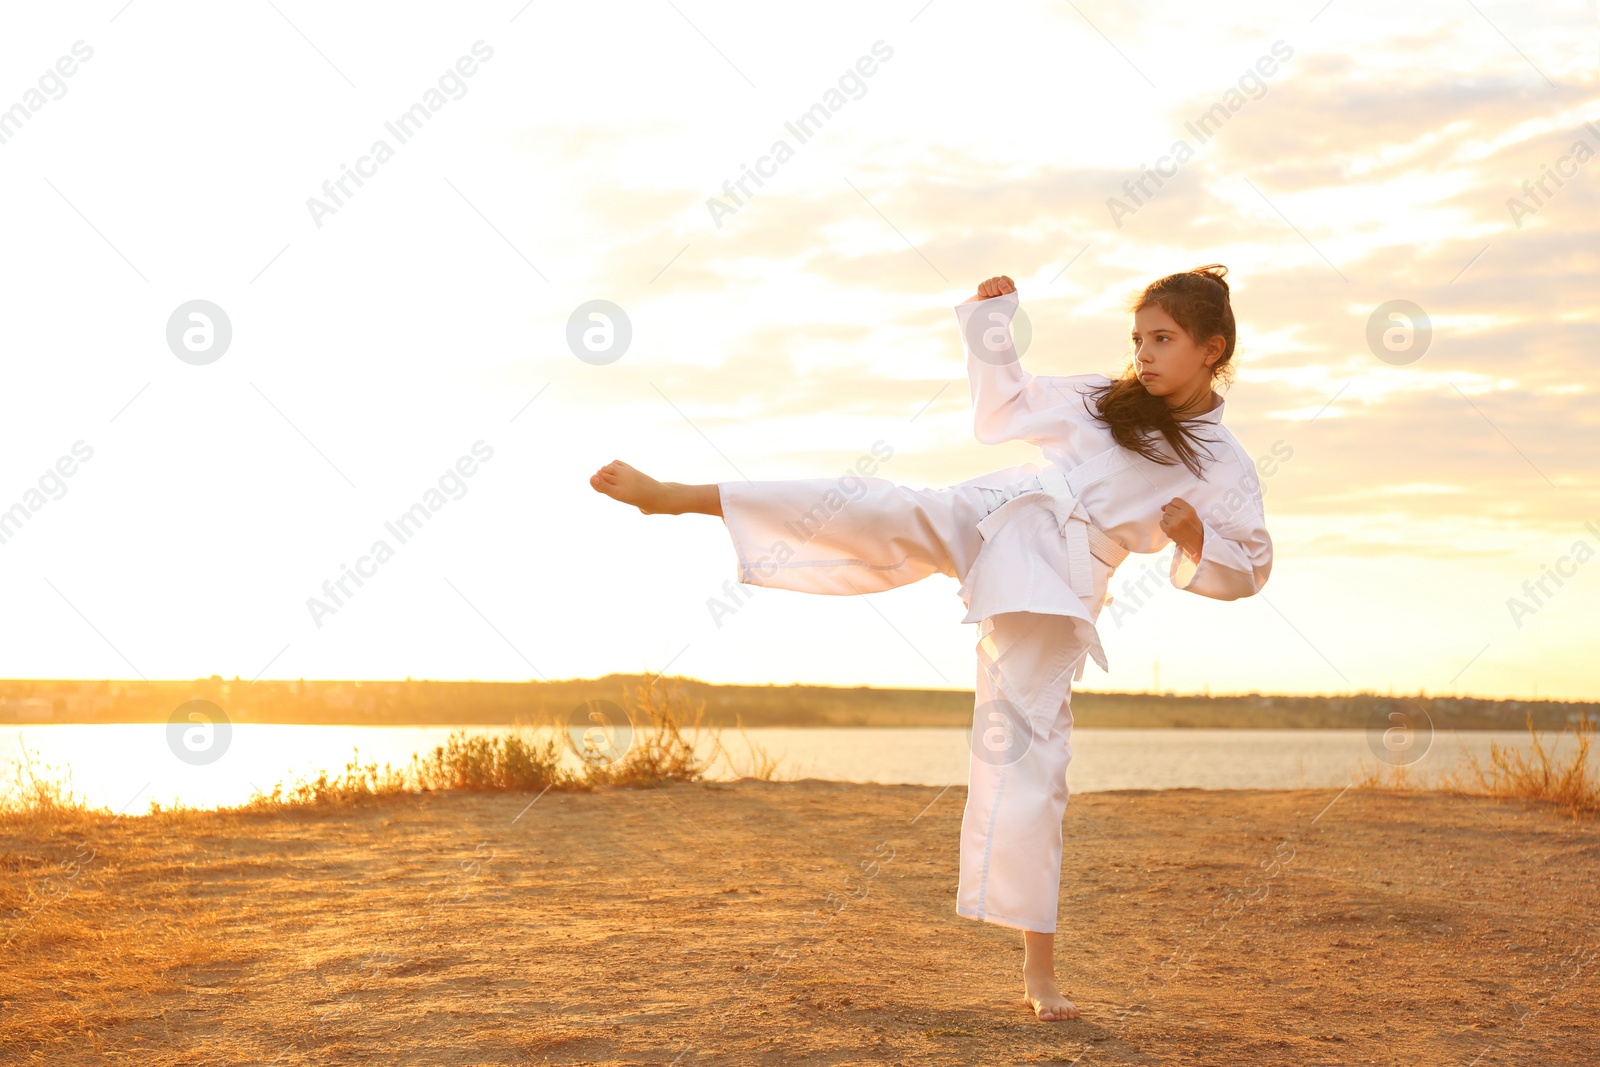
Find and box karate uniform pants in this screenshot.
[718,475,1096,935]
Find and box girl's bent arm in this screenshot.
[1169,512,1273,600]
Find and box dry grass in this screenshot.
[1,745,225,1055]
[233,677,784,811]
[1463,712,1599,815]
[579,678,712,787]
[582,677,782,786]
[236,729,576,812]
[0,740,77,813]
[1,678,782,826]
[1356,714,1600,817]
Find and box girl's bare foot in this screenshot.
[590,460,723,516]
[1020,929,1079,1021]
[1023,967,1080,1022]
[589,460,677,513]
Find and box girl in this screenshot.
[590,265,1273,1022]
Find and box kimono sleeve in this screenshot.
[1170,511,1273,601]
[952,291,1100,447]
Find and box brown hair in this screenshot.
[1086,263,1236,478]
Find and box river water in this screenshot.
[6,723,1587,813]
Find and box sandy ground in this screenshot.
[4,780,1599,1066]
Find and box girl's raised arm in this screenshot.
[953,277,1093,448]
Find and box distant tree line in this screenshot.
[1,676,1593,731]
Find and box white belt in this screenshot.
[975,466,1130,599]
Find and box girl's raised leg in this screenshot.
[590,460,722,516]
[596,459,1000,599]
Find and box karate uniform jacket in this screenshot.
[950,289,1274,681]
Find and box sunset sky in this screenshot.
[1,1,1597,700]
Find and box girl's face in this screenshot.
[1130,303,1224,402]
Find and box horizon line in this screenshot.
[1,674,1594,707]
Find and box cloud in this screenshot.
[549,6,1599,558]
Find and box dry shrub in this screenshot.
[240,750,417,810]
[1356,714,1600,818]
[242,729,584,812]
[240,681,785,808]
[581,679,711,787]
[414,729,575,791]
[579,678,783,787]
[1461,713,1599,817]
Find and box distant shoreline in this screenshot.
[3,675,1595,731]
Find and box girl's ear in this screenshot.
[1204,335,1226,367]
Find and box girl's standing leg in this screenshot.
[959,610,1091,1021]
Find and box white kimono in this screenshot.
[716,289,1273,933]
[956,289,1273,625]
